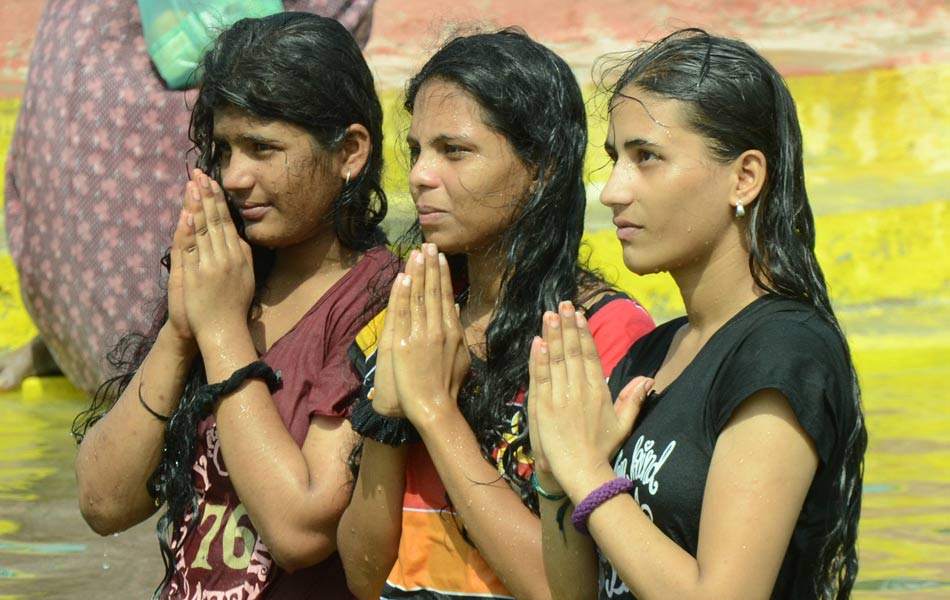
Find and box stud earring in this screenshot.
[735,200,746,219]
[345,170,351,186]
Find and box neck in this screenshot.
[671,241,764,338]
[462,248,506,327]
[267,228,354,291]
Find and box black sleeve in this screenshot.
[707,314,848,464]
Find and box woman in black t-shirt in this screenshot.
[527,29,866,600]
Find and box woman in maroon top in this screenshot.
[1,0,375,395]
[73,13,391,598]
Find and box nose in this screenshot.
[219,152,254,195]
[408,151,438,196]
[598,163,632,210]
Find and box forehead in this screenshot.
[212,105,306,139]
[409,80,488,136]
[606,86,691,142]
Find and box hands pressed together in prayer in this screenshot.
[373,242,471,426]
[169,168,255,352]
[528,300,654,499]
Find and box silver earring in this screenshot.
[345,170,351,186]
[735,200,746,219]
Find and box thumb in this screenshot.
[614,376,654,432]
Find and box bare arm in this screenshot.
[415,412,552,600]
[390,244,552,600]
[207,346,360,572]
[338,264,418,598]
[76,206,198,535]
[75,324,196,534]
[337,440,408,599]
[569,389,817,599]
[535,303,819,600]
[528,334,600,600]
[180,172,359,571]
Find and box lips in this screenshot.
[239,204,271,221]
[613,217,644,241]
[416,204,448,225]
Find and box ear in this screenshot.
[731,149,766,210]
[338,123,371,183]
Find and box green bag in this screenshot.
[138,0,284,89]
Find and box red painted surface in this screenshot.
[2,1,948,95]
[364,0,950,85]
[0,0,44,97]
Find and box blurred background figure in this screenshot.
[1,0,375,394]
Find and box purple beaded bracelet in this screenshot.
[571,477,635,535]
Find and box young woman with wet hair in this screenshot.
[338,29,655,600]
[529,29,866,600]
[73,13,392,598]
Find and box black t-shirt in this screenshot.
[599,295,855,600]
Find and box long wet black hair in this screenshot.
[606,29,866,598]
[71,12,388,596]
[399,29,607,515]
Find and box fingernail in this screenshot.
[575,312,587,328]
[545,311,560,328]
[199,174,211,189]
[438,252,446,265]
[426,243,437,256]
[402,274,412,286]
[210,179,221,193]
[539,340,548,354]
[190,183,200,201]
[186,213,194,227]
[559,301,574,317]
[415,251,424,264]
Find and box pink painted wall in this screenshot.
[364,0,950,86]
[3,1,948,94]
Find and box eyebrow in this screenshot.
[212,133,280,145]
[604,138,662,153]
[406,132,473,145]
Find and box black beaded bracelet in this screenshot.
[350,394,421,446]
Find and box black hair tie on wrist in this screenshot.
[146,360,281,502]
[350,393,421,446]
[197,360,282,413]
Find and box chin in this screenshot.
[622,253,666,277]
[420,231,458,254]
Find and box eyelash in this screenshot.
[605,149,659,165]
[406,143,470,164]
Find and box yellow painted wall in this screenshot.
[2,64,949,347]
[370,63,950,326]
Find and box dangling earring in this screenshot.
[735,200,746,219]
[345,170,351,186]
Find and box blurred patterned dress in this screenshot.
[4,0,374,395]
